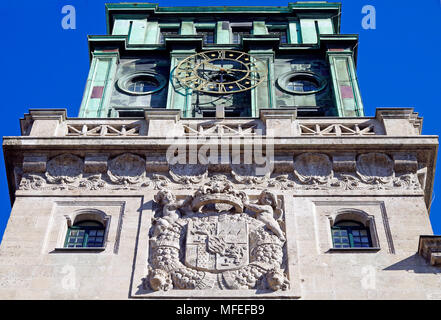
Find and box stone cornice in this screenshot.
[5,108,439,213]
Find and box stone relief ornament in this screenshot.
[78,174,106,190]
[19,173,47,190]
[355,153,394,185]
[169,164,208,184]
[16,152,422,192]
[231,163,272,185]
[293,153,332,185]
[393,173,421,190]
[107,153,147,185]
[146,185,290,292]
[147,267,173,291]
[45,154,83,185]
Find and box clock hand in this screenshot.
[201,62,223,70]
[224,68,249,73]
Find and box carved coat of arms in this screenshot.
[186,219,249,272]
[146,179,290,292]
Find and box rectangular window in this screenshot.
[197,29,215,44]
[159,28,179,44]
[232,27,252,44]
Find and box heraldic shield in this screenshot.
[185,217,249,272]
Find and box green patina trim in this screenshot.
[88,35,128,41]
[105,3,340,11]
[158,22,181,28]
[97,58,113,117]
[194,23,216,29]
[105,2,341,34]
[320,34,359,41]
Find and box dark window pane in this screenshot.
[287,79,319,93]
[197,29,215,44]
[332,222,372,249]
[232,28,251,44]
[269,30,288,43]
[65,223,105,248]
[159,29,179,44]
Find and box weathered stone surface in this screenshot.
[0,109,439,300]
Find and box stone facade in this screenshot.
[0,108,440,299]
[0,3,440,300]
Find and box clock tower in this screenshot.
[80,2,363,118]
[0,2,440,300]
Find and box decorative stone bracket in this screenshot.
[418,236,441,266]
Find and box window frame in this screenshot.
[231,27,252,44]
[327,209,381,253]
[266,23,289,44]
[55,209,111,252]
[158,26,180,44]
[64,221,106,249]
[116,72,167,96]
[331,221,372,249]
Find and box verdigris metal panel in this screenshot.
[109,57,170,116]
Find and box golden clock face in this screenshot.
[175,50,267,94]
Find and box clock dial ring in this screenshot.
[176,50,267,94]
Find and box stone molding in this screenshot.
[376,108,422,136]
[20,109,67,137]
[16,108,425,138]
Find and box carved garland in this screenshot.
[17,152,422,192]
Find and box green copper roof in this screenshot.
[105,2,342,35]
[105,2,341,11]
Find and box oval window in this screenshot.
[278,72,327,95]
[127,76,160,93]
[117,72,166,95]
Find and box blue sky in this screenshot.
[0,0,440,242]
